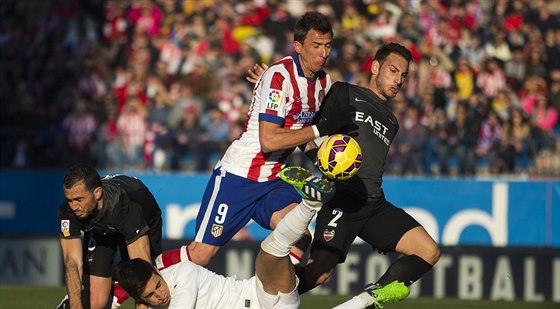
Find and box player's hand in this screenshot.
[314,104,358,137]
[246,63,268,84]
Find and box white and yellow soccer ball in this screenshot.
[317,134,362,181]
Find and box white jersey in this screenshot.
[160,260,260,309]
[217,54,332,182]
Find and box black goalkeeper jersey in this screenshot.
[317,81,399,200]
[58,175,162,245]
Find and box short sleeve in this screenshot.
[258,68,290,126]
[113,198,149,244]
[58,203,83,239]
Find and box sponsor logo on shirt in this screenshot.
[61,220,70,237]
[323,229,335,242]
[355,111,391,146]
[266,89,282,115]
[291,111,317,124]
[211,224,223,238]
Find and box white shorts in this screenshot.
[254,275,300,309]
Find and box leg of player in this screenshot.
[257,167,334,297]
[111,282,128,308]
[186,241,220,266]
[89,275,113,309]
[266,166,335,266]
[269,202,312,265]
[378,226,440,286]
[336,226,439,308]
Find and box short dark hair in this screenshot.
[293,11,333,44]
[374,42,413,65]
[63,164,102,190]
[115,259,157,300]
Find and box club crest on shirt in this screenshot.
[323,229,335,242]
[211,224,223,238]
[266,89,282,115]
[61,220,70,237]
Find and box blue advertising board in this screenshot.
[0,171,558,247]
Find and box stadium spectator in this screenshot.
[447,103,479,176]
[195,107,230,171]
[476,57,507,101]
[169,105,202,171]
[391,104,428,175]
[484,29,512,63]
[117,97,147,169]
[504,46,527,92]
[62,100,97,166]
[1,0,559,177]
[523,92,559,150]
[475,109,503,174]
[497,107,534,174]
[425,107,449,175]
[454,57,476,101]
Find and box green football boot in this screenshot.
[279,166,335,203]
[364,281,410,308]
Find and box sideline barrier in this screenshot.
[182,240,560,302]
[1,171,558,247]
[0,236,558,302]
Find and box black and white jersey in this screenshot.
[318,81,399,200]
[58,175,162,245]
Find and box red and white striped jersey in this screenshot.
[217,54,331,182]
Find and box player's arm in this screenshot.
[127,235,152,309]
[259,121,318,153]
[246,63,268,84]
[127,234,151,262]
[60,238,84,309]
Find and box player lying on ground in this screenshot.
[115,166,334,308]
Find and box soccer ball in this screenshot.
[317,134,362,180]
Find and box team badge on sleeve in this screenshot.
[211,224,223,238]
[61,220,70,237]
[265,89,282,115]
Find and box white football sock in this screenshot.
[332,292,371,309]
[261,201,318,257]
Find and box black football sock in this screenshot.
[376,254,432,287]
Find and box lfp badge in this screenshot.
[266,89,282,115]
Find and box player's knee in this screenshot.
[305,260,336,286]
[315,269,334,286]
[417,241,440,265]
[427,243,441,265]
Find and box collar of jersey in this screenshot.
[291,53,326,81]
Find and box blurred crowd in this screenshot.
[1,0,559,177]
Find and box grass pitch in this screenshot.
[0,285,557,309]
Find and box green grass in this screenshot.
[0,285,557,309]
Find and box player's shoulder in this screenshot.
[102,174,138,183]
[332,81,363,95]
[165,260,200,280]
[331,81,352,90]
[266,56,294,74]
[58,201,73,216]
